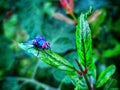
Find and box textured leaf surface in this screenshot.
[74,76,88,90]
[19,43,85,89]
[76,13,96,81]
[103,79,118,90]
[19,43,75,72]
[96,65,116,88]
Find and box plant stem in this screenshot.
[75,59,93,90]
[5,77,57,90]
[70,13,77,22]
[32,60,40,78]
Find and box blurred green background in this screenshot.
[0,0,120,90]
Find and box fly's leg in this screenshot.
[36,48,39,56]
[37,51,39,56]
[27,47,33,50]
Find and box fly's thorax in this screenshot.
[30,35,50,49]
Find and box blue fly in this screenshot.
[26,35,50,56]
[31,35,50,49]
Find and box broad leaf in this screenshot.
[76,13,96,82]
[96,65,116,88]
[19,43,89,89]
[19,43,86,89]
[52,68,71,84]
[103,79,118,90]
[19,43,75,72]
[103,44,120,58]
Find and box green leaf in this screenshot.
[45,50,74,68]
[89,9,106,37]
[76,13,96,81]
[66,71,88,90]
[110,88,119,90]
[42,20,76,54]
[19,43,89,89]
[19,43,75,72]
[104,79,118,90]
[103,44,120,58]
[44,2,56,15]
[74,76,88,90]
[19,43,86,89]
[52,68,71,84]
[111,19,120,33]
[96,65,116,88]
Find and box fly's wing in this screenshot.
[36,35,46,41]
[23,40,34,48]
[36,35,50,49]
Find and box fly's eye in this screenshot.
[42,43,47,49]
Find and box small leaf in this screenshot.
[76,13,96,82]
[66,71,88,89]
[19,43,75,72]
[96,65,116,88]
[103,44,120,58]
[45,50,74,68]
[74,76,88,90]
[111,18,120,32]
[89,9,106,37]
[104,79,118,90]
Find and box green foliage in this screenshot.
[103,44,120,58]
[42,19,75,54]
[1,79,20,90]
[111,19,120,33]
[90,9,107,37]
[52,69,71,84]
[0,0,119,89]
[19,43,75,72]
[76,13,96,82]
[19,12,117,90]
[3,14,28,43]
[96,65,116,88]
[3,14,18,39]
[74,76,88,90]
[16,0,75,54]
[19,44,83,89]
[0,36,14,71]
[104,79,118,90]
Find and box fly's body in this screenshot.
[31,35,50,49]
